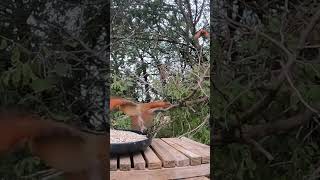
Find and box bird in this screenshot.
[0,97,170,179]
[0,109,108,180]
[110,97,171,131]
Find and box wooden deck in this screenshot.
[110,137,210,180]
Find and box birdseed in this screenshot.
[110,129,147,143]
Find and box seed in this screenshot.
[110,129,147,143]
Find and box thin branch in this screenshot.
[154,96,209,113]
[21,169,62,179]
[280,62,320,114]
[212,109,314,145]
[297,6,320,50]
[244,138,274,161]
[179,114,209,137]
[308,161,320,180]
[193,0,205,25]
[242,109,314,139]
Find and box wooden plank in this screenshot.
[110,163,210,180]
[132,152,146,170]
[181,176,210,180]
[119,155,131,171]
[143,147,162,170]
[110,156,118,171]
[177,138,210,164]
[153,139,189,167]
[162,138,201,166]
[180,137,210,149]
[150,139,176,168]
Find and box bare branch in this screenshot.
[244,138,274,161]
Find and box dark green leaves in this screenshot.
[0,39,7,50]
[30,78,54,92]
[54,62,71,76]
[10,47,20,66]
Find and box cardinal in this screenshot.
[194,28,210,41]
[110,97,171,131]
[0,97,171,179]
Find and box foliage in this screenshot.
[111,0,210,145]
[212,0,320,179]
[0,0,210,178]
[0,0,109,177]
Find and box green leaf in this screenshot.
[30,79,53,92]
[247,39,258,52]
[0,39,7,50]
[22,63,38,85]
[49,111,72,121]
[11,64,22,86]
[307,85,320,101]
[246,157,257,170]
[290,92,300,110]
[54,62,71,76]
[1,71,10,86]
[62,40,78,47]
[268,17,281,33]
[11,47,20,65]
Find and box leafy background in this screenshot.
[0,0,210,179]
[211,0,320,179]
[0,0,109,179]
[110,0,210,144]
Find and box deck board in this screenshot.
[150,139,176,168]
[132,152,145,170]
[110,156,118,171]
[164,138,210,164]
[110,137,210,180]
[154,139,190,167]
[119,154,131,171]
[162,138,201,166]
[181,176,210,180]
[143,147,162,169]
[110,164,210,180]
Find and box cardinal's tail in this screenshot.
[110,97,137,111]
[142,101,171,110]
[0,110,49,153]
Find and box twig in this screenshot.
[280,61,320,114]
[0,35,33,54]
[212,109,314,145]
[244,138,274,161]
[153,96,209,113]
[308,161,320,180]
[297,6,320,50]
[41,171,64,180]
[280,0,289,44]
[179,115,209,137]
[21,169,61,179]
[241,109,314,139]
[304,44,320,49]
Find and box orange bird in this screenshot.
[194,28,210,41]
[110,97,171,131]
[0,97,170,179]
[0,110,108,180]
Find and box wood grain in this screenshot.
[143,147,162,169]
[110,156,118,171]
[119,155,131,171]
[110,163,210,180]
[132,152,145,170]
[162,138,201,166]
[150,139,176,168]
